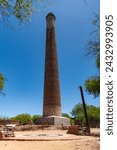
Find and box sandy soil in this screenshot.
[0,128,100,150]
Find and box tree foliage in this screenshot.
[11,113,42,125]
[85,76,100,98]
[0,0,49,26]
[0,0,34,24]
[85,14,100,65]
[62,113,71,119]
[85,14,100,98]
[14,0,33,21]
[0,73,4,94]
[13,113,32,125]
[71,103,100,125]
[32,114,41,124]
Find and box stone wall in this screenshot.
[14,125,68,131]
[36,116,70,126]
[0,120,19,125]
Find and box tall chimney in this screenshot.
[43,13,62,117]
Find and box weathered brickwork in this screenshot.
[43,105,61,117]
[43,13,61,117]
[42,13,70,126]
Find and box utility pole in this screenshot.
[79,86,90,134]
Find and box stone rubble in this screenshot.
[67,125,90,136]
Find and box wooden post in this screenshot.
[79,86,90,134]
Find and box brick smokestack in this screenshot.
[43,13,62,117]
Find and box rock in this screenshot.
[67,125,90,135]
[67,125,79,135]
[0,132,4,139]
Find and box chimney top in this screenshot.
[46,13,56,20]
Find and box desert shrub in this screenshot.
[13,113,32,125]
[32,115,41,124]
[71,103,100,126]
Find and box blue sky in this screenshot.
[0,0,100,117]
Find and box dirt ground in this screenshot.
[0,128,100,150]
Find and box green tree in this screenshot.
[85,76,100,98]
[13,113,32,125]
[0,73,4,94]
[32,114,41,124]
[85,14,100,98]
[0,0,33,25]
[62,113,71,119]
[71,103,100,126]
[0,0,49,26]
